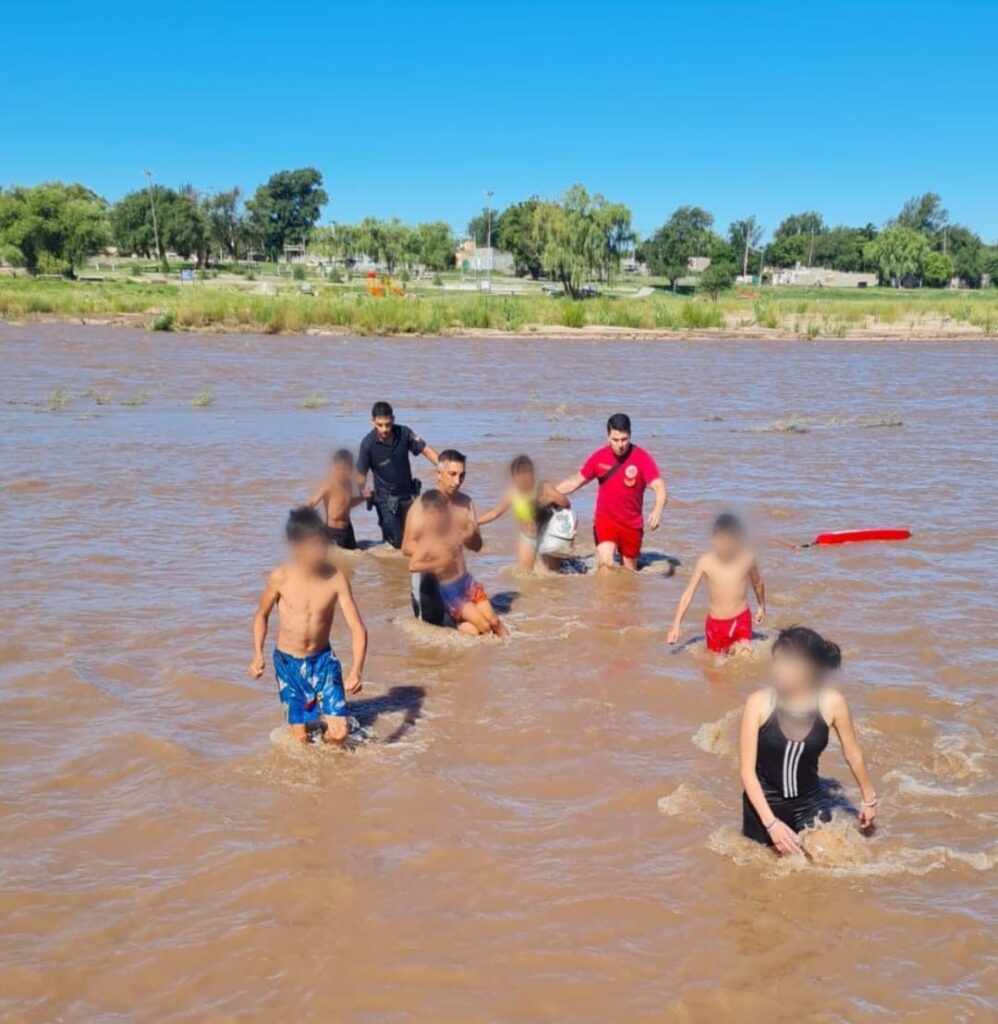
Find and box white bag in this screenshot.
[538,509,578,557]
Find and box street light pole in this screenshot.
[144,169,162,266]
[485,188,495,291]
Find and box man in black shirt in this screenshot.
[356,401,439,548]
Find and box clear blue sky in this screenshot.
[3,0,996,242]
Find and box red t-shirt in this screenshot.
[580,444,661,530]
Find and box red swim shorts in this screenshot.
[593,512,643,560]
[705,607,753,652]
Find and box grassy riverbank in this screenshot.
[1,274,996,338]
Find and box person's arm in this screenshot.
[306,479,330,511]
[355,439,372,496]
[476,493,511,526]
[408,542,450,574]
[401,499,423,557]
[666,556,706,644]
[336,574,367,694]
[540,481,570,509]
[461,500,483,552]
[740,690,802,855]
[556,471,588,496]
[827,690,878,829]
[647,477,667,530]
[407,427,439,467]
[749,558,766,624]
[248,570,281,679]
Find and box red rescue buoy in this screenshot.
[809,528,911,547]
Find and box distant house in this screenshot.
[771,265,878,288]
[455,241,516,275]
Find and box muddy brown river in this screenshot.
[1,324,995,1023]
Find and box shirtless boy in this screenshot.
[667,513,765,653]
[408,489,507,638]
[248,506,368,742]
[307,448,365,550]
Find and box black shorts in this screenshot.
[326,523,357,550]
[742,791,830,845]
[410,572,455,628]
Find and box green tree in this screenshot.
[112,186,209,265]
[768,211,826,268]
[698,260,736,299]
[203,187,249,260]
[939,225,984,287]
[467,207,500,247]
[246,167,328,260]
[981,248,998,287]
[533,185,634,297]
[643,206,715,288]
[864,226,931,287]
[728,216,763,277]
[812,225,877,272]
[414,221,455,271]
[0,182,110,274]
[895,192,948,235]
[496,198,544,278]
[922,250,954,287]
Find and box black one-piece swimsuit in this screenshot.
[743,698,831,844]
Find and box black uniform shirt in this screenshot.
[357,424,426,497]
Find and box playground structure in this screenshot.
[366,270,405,298]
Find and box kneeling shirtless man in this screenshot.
[249,506,367,742]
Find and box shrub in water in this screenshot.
[152,311,174,331]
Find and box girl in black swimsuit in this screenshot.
[739,626,879,855]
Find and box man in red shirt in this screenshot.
[557,413,667,570]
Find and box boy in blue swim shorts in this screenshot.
[249,506,368,743]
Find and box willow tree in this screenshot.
[533,185,633,297]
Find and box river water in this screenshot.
[1,323,995,1023]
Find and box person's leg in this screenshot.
[517,536,538,570]
[476,598,508,637]
[595,541,618,569]
[289,723,309,743]
[375,499,404,548]
[540,554,563,572]
[418,573,448,626]
[618,522,643,572]
[457,601,490,635]
[456,621,481,636]
[321,714,349,744]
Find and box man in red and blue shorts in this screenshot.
[557,413,667,570]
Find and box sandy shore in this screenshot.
[2,310,994,341]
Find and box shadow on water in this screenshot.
[490,590,521,614]
[348,685,426,744]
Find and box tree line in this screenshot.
[1,168,996,291]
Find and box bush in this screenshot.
[560,301,587,328]
[291,264,306,281]
[698,261,736,300]
[151,311,174,331]
[432,273,443,286]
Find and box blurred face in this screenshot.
[436,459,466,497]
[373,415,394,442]
[291,534,329,571]
[332,459,352,483]
[712,528,742,560]
[512,466,535,492]
[608,429,631,457]
[771,649,820,698]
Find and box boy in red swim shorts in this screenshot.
[667,513,766,653]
